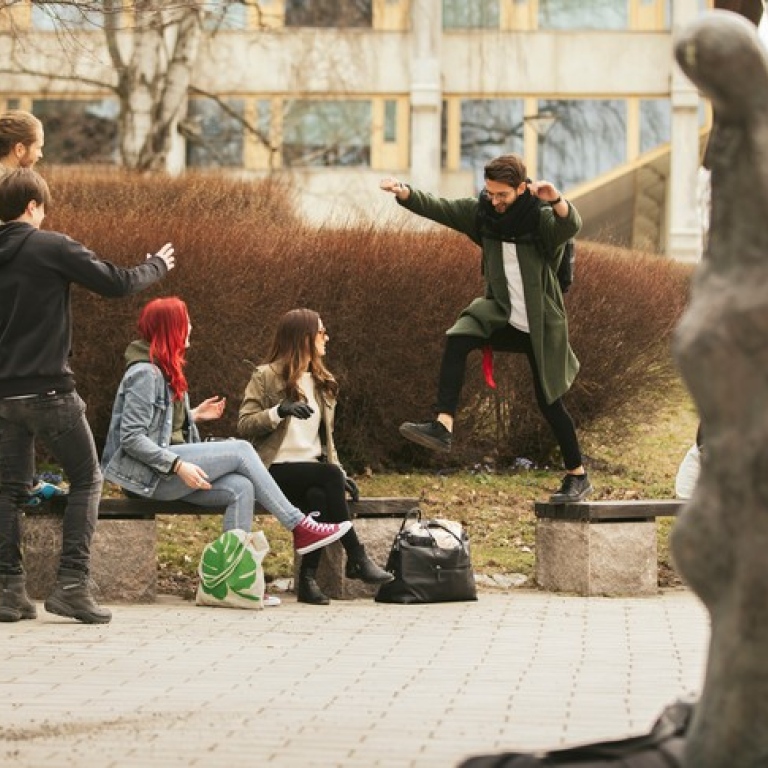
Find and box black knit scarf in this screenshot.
[476,186,542,242]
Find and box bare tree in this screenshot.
[0,1,275,171]
[0,0,372,171]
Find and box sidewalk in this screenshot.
[0,589,709,768]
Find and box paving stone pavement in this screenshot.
[0,589,709,768]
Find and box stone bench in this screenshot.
[23,496,418,604]
[534,499,684,596]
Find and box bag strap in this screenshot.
[395,507,422,536]
[424,520,468,550]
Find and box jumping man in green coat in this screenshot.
[379,153,592,503]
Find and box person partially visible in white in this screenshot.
[675,442,702,500]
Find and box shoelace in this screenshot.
[304,512,337,534]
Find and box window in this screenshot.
[458,99,524,186]
[32,2,109,30]
[256,99,272,146]
[640,99,671,154]
[32,99,118,164]
[537,99,627,190]
[538,0,628,30]
[443,0,499,29]
[285,0,372,28]
[203,0,248,31]
[282,100,371,167]
[383,100,397,143]
[186,98,245,168]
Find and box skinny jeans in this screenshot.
[437,327,583,470]
[269,461,360,572]
[149,440,304,533]
[0,392,102,576]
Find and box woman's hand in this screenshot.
[176,460,211,490]
[192,396,226,422]
[277,399,314,419]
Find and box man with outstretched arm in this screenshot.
[380,153,592,503]
[0,168,176,624]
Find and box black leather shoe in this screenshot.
[399,420,452,453]
[297,572,330,605]
[345,546,394,585]
[549,473,593,504]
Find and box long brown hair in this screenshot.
[266,308,338,401]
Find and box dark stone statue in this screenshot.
[673,11,768,768]
[715,0,764,27]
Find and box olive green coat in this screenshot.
[400,190,582,404]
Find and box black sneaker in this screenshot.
[549,473,593,504]
[399,420,452,453]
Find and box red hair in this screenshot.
[137,297,189,400]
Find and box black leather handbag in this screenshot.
[375,510,477,604]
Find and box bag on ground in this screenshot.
[457,699,693,767]
[375,510,477,604]
[196,529,269,610]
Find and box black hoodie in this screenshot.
[0,221,168,398]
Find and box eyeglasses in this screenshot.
[482,188,516,203]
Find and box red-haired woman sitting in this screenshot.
[101,297,350,556]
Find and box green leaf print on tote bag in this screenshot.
[196,529,269,610]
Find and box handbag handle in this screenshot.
[424,520,468,551]
[396,511,468,551]
[395,507,422,535]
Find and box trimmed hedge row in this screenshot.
[41,168,691,470]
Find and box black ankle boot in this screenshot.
[0,574,37,622]
[44,568,111,624]
[345,546,394,585]
[297,569,330,605]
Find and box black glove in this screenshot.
[344,477,360,502]
[277,399,314,419]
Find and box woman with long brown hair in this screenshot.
[101,298,351,557]
[238,308,392,605]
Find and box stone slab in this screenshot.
[22,514,157,603]
[535,518,657,597]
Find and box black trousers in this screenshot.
[269,461,360,571]
[0,392,101,575]
[436,327,583,470]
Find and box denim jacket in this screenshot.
[101,362,200,496]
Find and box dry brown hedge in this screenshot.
[40,168,691,471]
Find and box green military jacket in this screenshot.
[400,189,582,404]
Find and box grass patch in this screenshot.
[150,378,698,595]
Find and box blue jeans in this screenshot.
[150,440,304,532]
[0,392,102,576]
